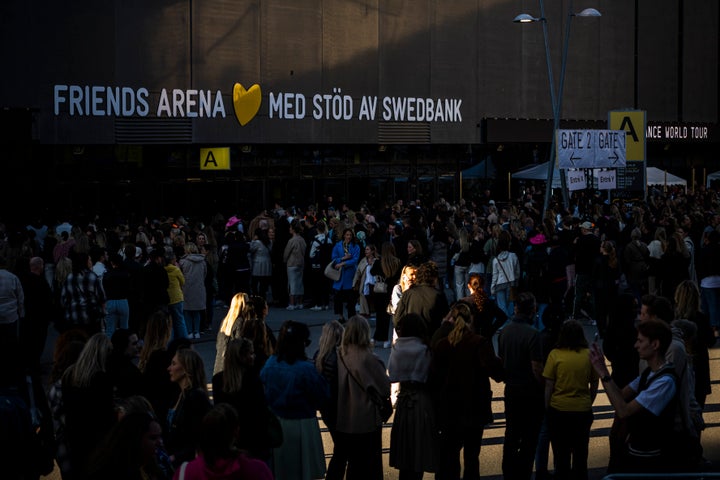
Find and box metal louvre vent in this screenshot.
[115,118,193,144]
[378,122,431,144]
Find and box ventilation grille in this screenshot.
[115,118,193,144]
[378,122,431,144]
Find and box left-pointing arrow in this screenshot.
[570,152,582,166]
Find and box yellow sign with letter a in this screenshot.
[200,147,230,170]
[608,110,645,162]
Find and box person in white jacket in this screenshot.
[491,231,520,319]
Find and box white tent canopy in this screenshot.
[707,170,720,187]
[511,161,562,187]
[512,162,687,188]
[646,167,686,187]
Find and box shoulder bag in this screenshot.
[325,261,342,281]
[373,275,388,293]
[339,352,392,424]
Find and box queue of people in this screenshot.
[0,182,718,479]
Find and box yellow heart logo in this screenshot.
[232,83,262,126]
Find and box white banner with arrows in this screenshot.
[557,129,626,169]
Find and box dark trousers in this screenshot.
[325,429,383,480]
[437,423,484,480]
[372,292,392,341]
[502,391,544,480]
[546,407,593,480]
[251,275,271,300]
[308,267,330,307]
[333,288,357,320]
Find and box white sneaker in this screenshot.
[310,305,322,311]
[194,333,201,339]
[286,305,296,311]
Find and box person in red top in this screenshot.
[173,403,272,480]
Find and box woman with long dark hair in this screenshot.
[260,320,329,479]
[461,273,506,338]
[212,338,273,462]
[542,319,598,480]
[371,241,403,347]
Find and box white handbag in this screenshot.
[324,261,342,281]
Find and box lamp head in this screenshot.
[575,8,601,17]
[513,13,543,23]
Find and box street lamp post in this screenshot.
[514,1,601,218]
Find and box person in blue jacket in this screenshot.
[331,228,361,323]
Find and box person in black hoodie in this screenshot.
[107,329,143,402]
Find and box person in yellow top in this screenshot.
[542,319,598,480]
[164,247,188,340]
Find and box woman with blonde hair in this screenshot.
[353,243,379,317]
[313,320,345,476]
[139,310,180,426]
[213,291,250,375]
[165,348,212,468]
[139,309,172,372]
[430,302,503,480]
[331,315,391,479]
[61,333,116,478]
[674,280,716,407]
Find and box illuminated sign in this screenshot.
[53,83,464,127]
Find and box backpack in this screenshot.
[311,234,333,270]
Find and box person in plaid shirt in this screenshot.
[60,251,106,335]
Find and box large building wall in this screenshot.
[0,0,717,145]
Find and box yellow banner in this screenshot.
[200,147,230,170]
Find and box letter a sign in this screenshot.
[608,110,645,162]
[200,147,231,170]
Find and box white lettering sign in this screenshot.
[53,84,463,126]
[597,170,617,190]
[646,124,708,140]
[566,170,586,191]
[557,129,626,169]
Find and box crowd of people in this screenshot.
[0,180,719,479]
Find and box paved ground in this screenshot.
[40,302,720,479]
